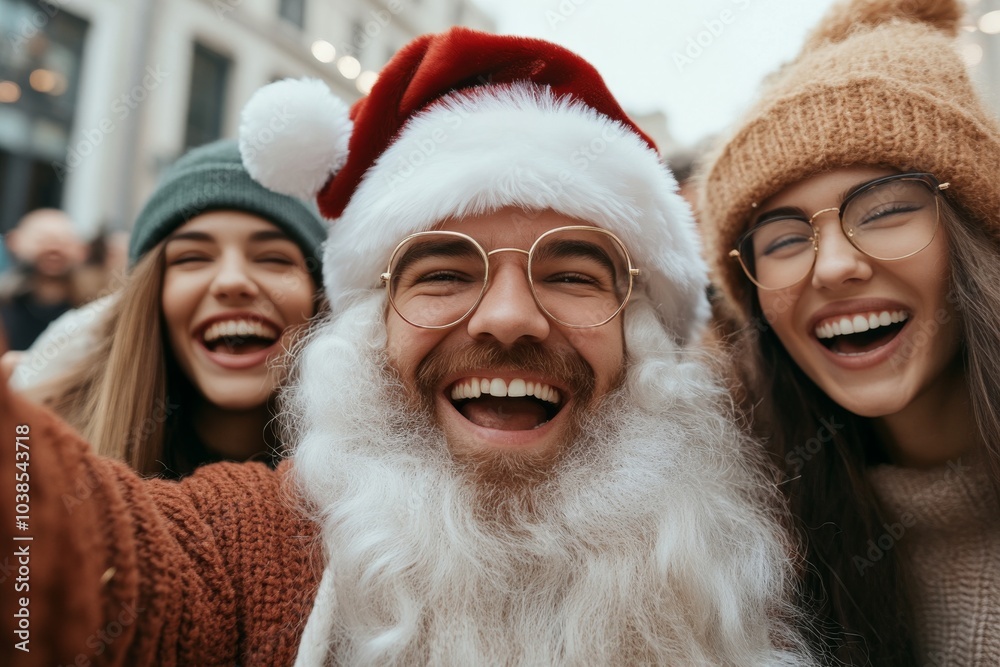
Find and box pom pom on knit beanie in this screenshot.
[697,0,1000,322]
[127,139,327,277]
[238,27,710,346]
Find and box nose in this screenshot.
[810,219,874,289]
[210,251,259,302]
[465,259,550,345]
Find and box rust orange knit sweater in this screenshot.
[0,379,321,666]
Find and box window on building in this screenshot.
[0,0,88,233]
[279,0,306,29]
[184,42,230,150]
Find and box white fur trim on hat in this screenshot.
[323,84,709,345]
[239,78,352,200]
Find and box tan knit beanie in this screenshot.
[698,0,1000,322]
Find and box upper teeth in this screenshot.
[450,378,561,403]
[203,319,278,344]
[815,311,909,339]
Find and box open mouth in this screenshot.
[448,377,565,431]
[200,319,279,355]
[815,310,909,356]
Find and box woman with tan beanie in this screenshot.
[699,0,1000,664]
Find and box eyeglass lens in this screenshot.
[387,228,633,328]
[739,177,940,289]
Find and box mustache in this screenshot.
[414,341,596,404]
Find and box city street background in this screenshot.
[1,0,998,238]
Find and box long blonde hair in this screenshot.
[40,247,172,475]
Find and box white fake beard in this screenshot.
[284,294,811,666]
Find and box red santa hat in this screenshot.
[239,27,708,344]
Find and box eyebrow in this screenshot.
[165,229,295,244]
[753,206,806,227]
[753,178,878,227]
[251,229,295,242]
[838,183,858,202]
[534,238,618,277]
[755,178,880,227]
[392,239,480,277]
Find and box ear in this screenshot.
[238,77,353,200]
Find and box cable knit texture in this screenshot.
[697,0,1000,323]
[0,380,320,667]
[868,460,1000,665]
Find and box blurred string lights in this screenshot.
[3,7,993,103]
[0,68,68,104]
[979,9,1000,33]
[311,4,995,97]
[961,0,1000,67]
[29,68,68,95]
[309,39,379,95]
[0,80,20,104]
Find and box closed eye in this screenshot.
[413,270,473,284]
[762,235,811,256]
[857,203,922,226]
[257,254,296,265]
[543,271,601,286]
[747,217,813,259]
[168,254,211,266]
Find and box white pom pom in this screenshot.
[239,78,352,200]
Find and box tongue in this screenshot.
[830,325,900,355]
[459,397,550,431]
[213,338,274,355]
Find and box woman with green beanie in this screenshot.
[28,139,326,478]
[698,0,1000,664]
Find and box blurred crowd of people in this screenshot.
[0,209,128,356]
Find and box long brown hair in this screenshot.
[724,196,1000,665]
[39,247,174,475]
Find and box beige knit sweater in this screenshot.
[869,460,1000,665]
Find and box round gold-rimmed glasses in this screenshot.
[730,172,950,290]
[380,225,641,329]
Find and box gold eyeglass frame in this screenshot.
[729,172,950,291]
[380,225,641,329]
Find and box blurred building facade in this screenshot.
[965,0,1000,117]
[630,111,675,158]
[0,0,494,237]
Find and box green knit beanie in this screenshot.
[128,139,327,276]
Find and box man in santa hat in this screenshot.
[0,29,810,666]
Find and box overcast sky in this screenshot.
[469,0,840,148]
